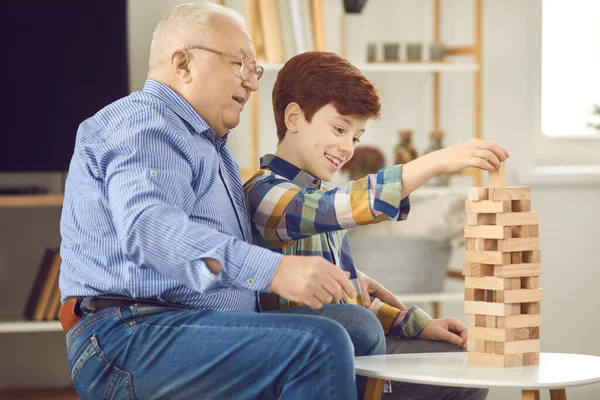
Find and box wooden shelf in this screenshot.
[0,387,79,399]
[0,319,62,334]
[0,194,64,208]
[263,61,479,73]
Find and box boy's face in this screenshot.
[295,104,367,181]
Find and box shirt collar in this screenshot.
[142,79,229,144]
[260,154,321,189]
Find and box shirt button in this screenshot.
[208,273,215,280]
[247,278,255,285]
[150,170,157,177]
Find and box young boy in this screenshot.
[244,51,506,398]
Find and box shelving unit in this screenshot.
[0,319,62,334]
[0,194,64,208]
[0,195,63,335]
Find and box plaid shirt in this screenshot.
[243,154,432,339]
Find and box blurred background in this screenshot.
[0,0,598,398]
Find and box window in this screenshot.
[541,0,600,138]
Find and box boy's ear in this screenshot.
[284,102,303,133]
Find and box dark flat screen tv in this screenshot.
[2,1,129,172]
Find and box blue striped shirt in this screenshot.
[59,79,283,312]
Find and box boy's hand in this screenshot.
[269,256,357,310]
[356,270,407,311]
[437,138,510,174]
[417,317,468,349]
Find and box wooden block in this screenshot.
[465,287,485,301]
[489,187,531,201]
[512,199,531,212]
[511,252,523,264]
[486,315,497,328]
[496,314,541,329]
[521,302,541,314]
[465,200,511,214]
[523,250,541,263]
[497,238,539,252]
[523,352,540,366]
[465,314,476,327]
[466,238,496,251]
[522,277,540,289]
[485,341,495,354]
[466,251,511,265]
[465,276,520,290]
[485,290,496,302]
[501,289,544,304]
[466,213,497,226]
[488,162,506,188]
[465,301,520,316]
[467,339,486,352]
[528,327,540,339]
[494,263,541,278]
[469,327,531,342]
[479,239,497,251]
[468,187,489,201]
[495,339,540,355]
[475,314,487,327]
[469,327,510,341]
[463,262,495,277]
[464,225,512,239]
[468,352,523,367]
[511,225,539,238]
[496,212,538,226]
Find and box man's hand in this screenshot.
[269,256,357,310]
[356,270,407,311]
[417,317,468,349]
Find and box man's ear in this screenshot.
[171,50,193,83]
[284,102,304,133]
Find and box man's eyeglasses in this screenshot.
[185,45,264,81]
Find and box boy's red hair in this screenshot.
[272,51,381,142]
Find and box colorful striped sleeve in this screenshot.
[368,299,432,339]
[243,166,411,248]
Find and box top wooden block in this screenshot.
[489,162,506,188]
[468,187,531,201]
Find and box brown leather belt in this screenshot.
[59,296,188,334]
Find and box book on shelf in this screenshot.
[23,248,62,321]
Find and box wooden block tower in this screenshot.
[463,163,543,367]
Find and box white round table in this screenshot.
[355,352,600,399]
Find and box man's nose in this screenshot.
[242,74,259,92]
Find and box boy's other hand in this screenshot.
[269,256,357,310]
[356,270,407,311]
[417,317,468,349]
[438,138,510,174]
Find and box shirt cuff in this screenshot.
[228,241,283,292]
[396,306,433,339]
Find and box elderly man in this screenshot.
[59,2,381,399]
[59,2,487,399]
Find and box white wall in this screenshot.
[1,1,599,397]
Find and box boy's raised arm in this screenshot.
[244,165,410,248]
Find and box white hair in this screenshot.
[148,1,246,70]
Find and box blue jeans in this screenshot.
[65,302,386,399]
